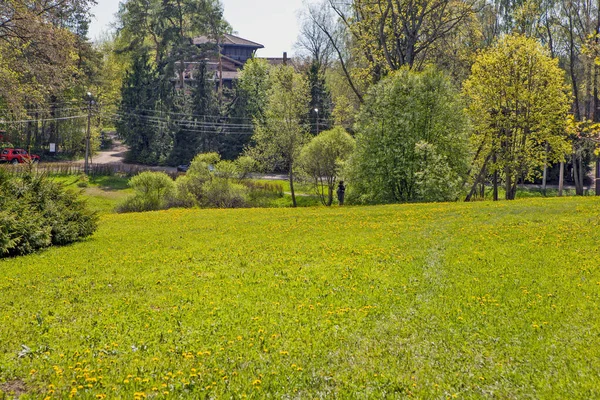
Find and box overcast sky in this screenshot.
[89,0,306,57]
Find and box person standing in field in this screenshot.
[337,181,346,206]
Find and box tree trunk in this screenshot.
[568,14,582,120]
[542,144,548,195]
[465,154,491,202]
[493,152,498,201]
[573,153,584,196]
[596,157,600,196]
[289,167,297,208]
[559,162,565,196]
[505,165,513,200]
[578,156,585,194]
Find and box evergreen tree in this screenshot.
[118,52,166,164]
[307,61,333,135]
[170,61,219,164]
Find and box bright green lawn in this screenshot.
[2,198,600,398]
[50,175,133,215]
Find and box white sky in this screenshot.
[89,0,306,57]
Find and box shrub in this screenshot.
[117,171,176,213]
[200,178,249,208]
[234,156,257,180]
[77,173,89,188]
[349,67,469,204]
[0,170,98,257]
[0,206,52,257]
[174,153,250,208]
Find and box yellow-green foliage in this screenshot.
[1,198,600,398]
[463,34,571,199]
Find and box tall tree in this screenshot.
[350,67,470,204]
[307,61,333,135]
[463,34,571,201]
[246,66,310,207]
[117,52,170,164]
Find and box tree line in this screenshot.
[2,0,600,204]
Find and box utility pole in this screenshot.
[84,92,92,175]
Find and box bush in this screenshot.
[77,173,89,188]
[117,171,175,213]
[0,170,98,257]
[200,178,249,208]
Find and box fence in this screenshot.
[0,162,179,179]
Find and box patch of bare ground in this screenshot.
[0,379,27,397]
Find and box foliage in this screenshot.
[0,169,98,257]
[3,198,600,397]
[117,52,170,165]
[174,153,246,209]
[350,67,469,204]
[307,61,333,135]
[235,58,271,126]
[463,34,571,200]
[299,127,355,206]
[0,0,104,156]
[565,116,598,195]
[170,61,220,165]
[414,141,464,202]
[246,66,311,207]
[117,172,176,213]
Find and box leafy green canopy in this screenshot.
[246,66,311,207]
[299,127,355,206]
[463,34,571,200]
[350,67,469,204]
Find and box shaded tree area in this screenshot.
[0,0,104,156]
[114,0,240,165]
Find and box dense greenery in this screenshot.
[0,0,103,156]
[1,197,600,397]
[246,66,311,207]
[117,155,284,212]
[299,127,355,206]
[349,68,469,204]
[464,35,571,200]
[0,169,98,257]
[4,0,600,201]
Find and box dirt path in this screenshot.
[73,133,177,173]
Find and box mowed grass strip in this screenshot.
[1,198,600,399]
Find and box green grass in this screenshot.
[50,175,133,214]
[1,197,600,398]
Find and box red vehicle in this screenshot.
[0,148,40,164]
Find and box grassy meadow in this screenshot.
[1,197,600,398]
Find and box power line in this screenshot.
[119,107,334,125]
[111,111,332,128]
[0,115,88,124]
[107,112,255,130]
[120,107,255,122]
